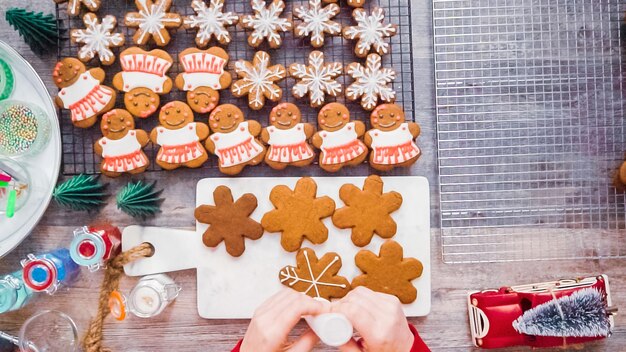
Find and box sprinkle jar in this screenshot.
[0,100,50,157]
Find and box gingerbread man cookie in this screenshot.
[150,101,210,170]
[332,175,403,246]
[71,13,125,66]
[289,51,342,108]
[231,51,286,110]
[352,240,423,304]
[346,53,396,111]
[293,0,341,48]
[113,48,174,118]
[279,248,351,300]
[261,177,336,252]
[125,0,182,46]
[343,8,397,58]
[205,104,266,175]
[175,47,231,114]
[54,0,101,17]
[94,109,150,178]
[311,103,368,172]
[53,58,116,129]
[184,0,239,46]
[240,0,292,49]
[195,186,263,257]
[261,103,315,170]
[364,104,421,171]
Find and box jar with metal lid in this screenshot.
[108,274,181,320]
[21,248,80,294]
[69,225,122,271]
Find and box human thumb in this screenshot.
[338,338,362,352]
[287,329,320,352]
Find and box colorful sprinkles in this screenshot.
[0,103,39,155]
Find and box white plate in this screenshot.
[0,40,61,256]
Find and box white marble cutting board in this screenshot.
[123,176,430,319]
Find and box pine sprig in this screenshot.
[6,8,59,55]
[52,174,108,211]
[116,180,163,218]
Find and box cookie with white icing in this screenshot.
[346,53,396,111]
[323,0,365,7]
[184,0,239,46]
[71,13,124,66]
[240,0,292,49]
[125,0,182,46]
[289,51,342,108]
[231,51,286,110]
[293,0,341,48]
[343,7,397,58]
[54,0,101,17]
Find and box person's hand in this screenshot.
[240,289,330,352]
[332,287,414,352]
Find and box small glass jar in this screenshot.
[0,157,30,217]
[0,270,34,314]
[18,310,79,352]
[69,225,122,271]
[109,274,181,320]
[21,248,81,294]
[0,100,50,157]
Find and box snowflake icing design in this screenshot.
[294,0,341,48]
[279,249,349,299]
[290,51,343,108]
[241,0,292,48]
[343,7,397,57]
[125,0,182,46]
[231,51,286,110]
[71,14,124,65]
[184,0,239,46]
[55,0,101,17]
[346,53,396,110]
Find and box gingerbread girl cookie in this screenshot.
[615,158,626,190]
[205,104,266,175]
[94,109,150,178]
[184,0,239,46]
[261,103,315,170]
[151,101,210,170]
[240,0,292,49]
[113,48,174,118]
[125,0,182,46]
[343,8,397,58]
[312,103,368,172]
[53,58,116,129]
[175,47,231,114]
[71,13,125,66]
[364,104,420,171]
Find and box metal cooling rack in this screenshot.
[434,0,626,263]
[55,0,415,175]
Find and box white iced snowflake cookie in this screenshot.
[184,0,239,46]
[54,0,101,17]
[125,0,182,46]
[71,13,124,66]
[289,51,342,108]
[346,53,396,111]
[293,0,341,48]
[240,0,292,49]
[231,51,286,110]
[343,7,397,58]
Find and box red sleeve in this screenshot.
[231,339,242,352]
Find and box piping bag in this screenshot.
[303,298,353,347]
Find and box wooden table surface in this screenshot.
[1,1,625,351]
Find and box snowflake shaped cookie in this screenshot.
[231,51,286,110]
[184,0,239,46]
[54,0,101,17]
[279,248,351,300]
[71,14,124,66]
[293,0,341,48]
[289,51,342,108]
[343,7,397,58]
[346,53,396,110]
[240,0,292,49]
[125,0,182,46]
[323,0,366,7]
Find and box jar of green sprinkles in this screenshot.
[0,100,50,157]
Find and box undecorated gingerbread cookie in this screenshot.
[94,109,150,178]
[175,47,231,113]
[150,101,210,170]
[332,175,402,246]
[240,0,292,49]
[113,48,174,118]
[289,51,342,108]
[352,240,423,304]
[53,58,116,129]
[261,103,315,170]
[364,104,421,171]
[311,103,368,172]
[205,104,266,175]
[343,7,397,58]
[195,186,263,257]
[346,53,396,111]
[261,177,336,252]
[279,248,351,300]
[71,13,125,66]
[231,51,286,110]
[125,0,182,46]
[184,0,239,46]
[293,0,341,48]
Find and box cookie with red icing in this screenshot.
[113,47,174,118]
[150,101,210,170]
[205,104,266,175]
[311,103,368,172]
[364,104,420,171]
[94,109,150,178]
[53,58,116,129]
[261,103,315,170]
